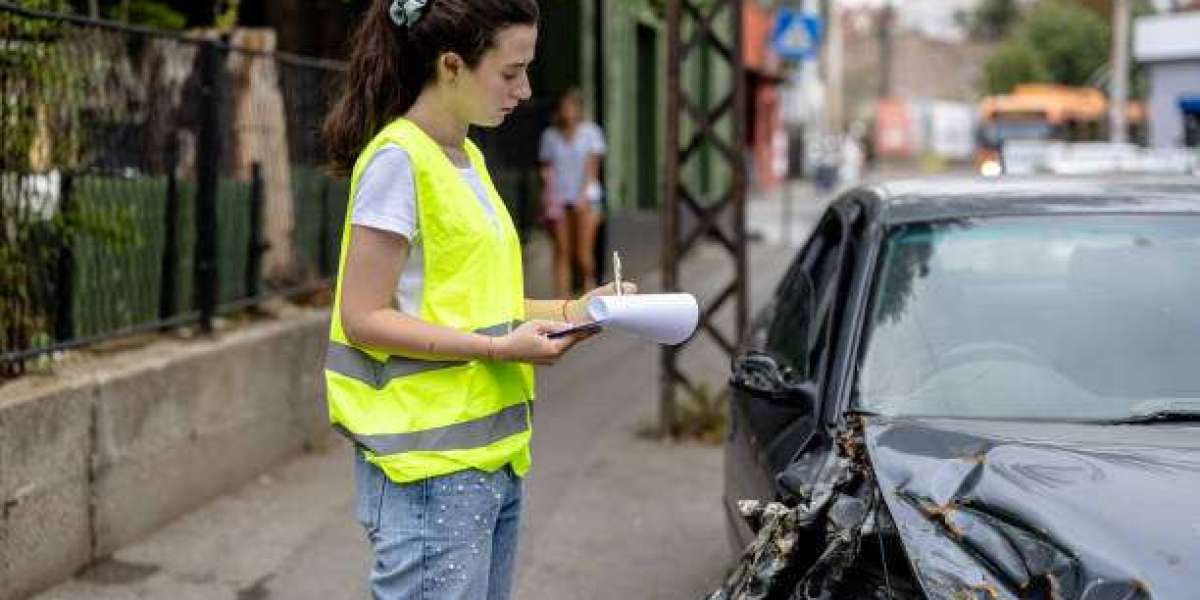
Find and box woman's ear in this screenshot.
[437,52,466,85]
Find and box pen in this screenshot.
[613,251,623,297]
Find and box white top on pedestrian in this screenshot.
[539,122,606,206]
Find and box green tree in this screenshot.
[2,0,140,374]
[1,0,77,375]
[1022,2,1109,86]
[103,0,187,29]
[980,1,1111,94]
[213,0,239,30]
[983,40,1050,94]
[959,0,1022,41]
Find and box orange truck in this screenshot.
[975,84,1144,174]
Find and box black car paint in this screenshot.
[715,178,1200,600]
[723,193,879,544]
[867,418,1200,599]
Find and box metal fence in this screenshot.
[0,3,347,375]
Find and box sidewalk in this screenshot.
[747,179,833,248]
[34,195,821,600]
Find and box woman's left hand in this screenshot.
[564,281,638,323]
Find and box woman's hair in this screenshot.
[322,0,540,176]
[551,86,583,131]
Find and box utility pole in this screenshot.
[824,0,844,131]
[88,0,98,18]
[1110,0,1130,143]
[878,1,894,99]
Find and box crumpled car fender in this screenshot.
[865,419,1183,600]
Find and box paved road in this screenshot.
[35,189,826,600]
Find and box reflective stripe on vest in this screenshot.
[333,401,529,456]
[324,321,522,389]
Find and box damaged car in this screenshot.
[713,177,1200,600]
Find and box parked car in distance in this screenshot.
[712,177,1200,600]
[991,141,1200,177]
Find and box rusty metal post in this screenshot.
[733,0,749,345]
[661,0,748,438]
[662,0,682,439]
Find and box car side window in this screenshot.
[765,211,847,381]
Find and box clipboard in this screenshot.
[546,321,603,339]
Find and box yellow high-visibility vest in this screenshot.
[324,118,534,484]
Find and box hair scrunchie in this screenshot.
[389,0,428,28]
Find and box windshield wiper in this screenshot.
[1109,400,1200,425]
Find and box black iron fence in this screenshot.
[0,3,347,375]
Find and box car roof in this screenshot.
[859,175,1200,225]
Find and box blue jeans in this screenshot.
[353,452,523,600]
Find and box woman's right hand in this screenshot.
[494,320,591,365]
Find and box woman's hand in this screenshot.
[564,281,638,323]
[494,320,592,365]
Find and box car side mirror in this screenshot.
[730,351,816,405]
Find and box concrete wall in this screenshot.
[0,309,330,600]
[1147,60,1200,148]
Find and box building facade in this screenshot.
[1134,11,1200,148]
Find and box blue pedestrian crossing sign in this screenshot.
[771,10,822,61]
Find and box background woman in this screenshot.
[539,88,607,297]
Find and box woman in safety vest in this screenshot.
[321,1,633,598]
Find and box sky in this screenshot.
[836,0,1192,42]
[837,0,994,41]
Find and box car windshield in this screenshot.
[855,214,1200,421]
[980,120,1055,146]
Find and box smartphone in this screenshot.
[546,322,603,339]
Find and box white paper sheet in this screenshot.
[586,293,699,346]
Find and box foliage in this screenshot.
[983,39,1051,95]
[103,0,187,30]
[676,382,729,443]
[1021,2,1109,87]
[7,0,71,11]
[981,1,1110,94]
[214,0,239,30]
[0,1,95,172]
[0,4,131,373]
[956,0,1021,41]
[1,4,60,373]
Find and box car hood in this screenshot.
[863,417,1200,600]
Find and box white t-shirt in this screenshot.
[349,144,498,315]
[539,122,606,206]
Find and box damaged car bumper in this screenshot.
[710,417,1198,600]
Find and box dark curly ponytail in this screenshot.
[322,0,540,177]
